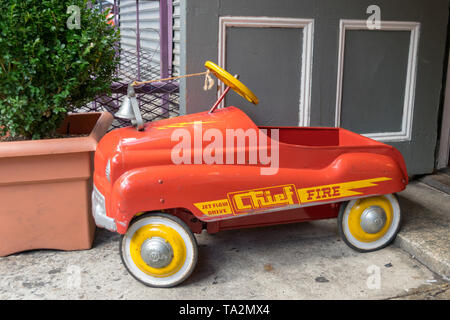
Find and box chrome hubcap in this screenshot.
[140,237,173,268]
[360,206,387,234]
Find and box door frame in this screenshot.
[437,49,450,169]
[217,16,314,126]
[334,19,420,142]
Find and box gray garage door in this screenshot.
[181,0,449,175]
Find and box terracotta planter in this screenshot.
[0,112,113,256]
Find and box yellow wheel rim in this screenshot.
[129,224,186,277]
[205,61,259,105]
[347,196,393,243]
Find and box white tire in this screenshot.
[120,213,198,287]
[338,194,401,252]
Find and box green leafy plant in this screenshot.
[0,0,119,139]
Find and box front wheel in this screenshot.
[120,213,198,287]
[338,194,401,252]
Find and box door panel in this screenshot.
[340,30,410,134]
[226,27,303,126]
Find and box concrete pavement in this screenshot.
[396,181,450,277]
[0,179,449,300]
[0,217,446,299]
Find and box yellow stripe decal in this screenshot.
[194,177,392,216]
[194,199,233,216]
[155,121,217,130]
[298,177,392,203]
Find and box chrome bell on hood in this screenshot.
[115,84,145,131]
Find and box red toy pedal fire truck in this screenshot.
[92,61,408,287]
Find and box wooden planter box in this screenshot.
[0,112,113,256]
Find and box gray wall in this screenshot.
[181,0,449,175]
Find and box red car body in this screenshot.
[93,106,408,235]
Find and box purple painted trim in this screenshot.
[159,0,172,78]
[113,0,119,59]
[159,0,173,116]
[167,0,173,76]
[135,0,141,81]
[114,0,119,28]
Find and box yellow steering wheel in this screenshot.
[205,61,259,105]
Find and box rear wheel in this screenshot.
[338,194,401,252]
[120,213,198,287]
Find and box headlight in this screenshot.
[105,159,111,182]
[92,185,116,232]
